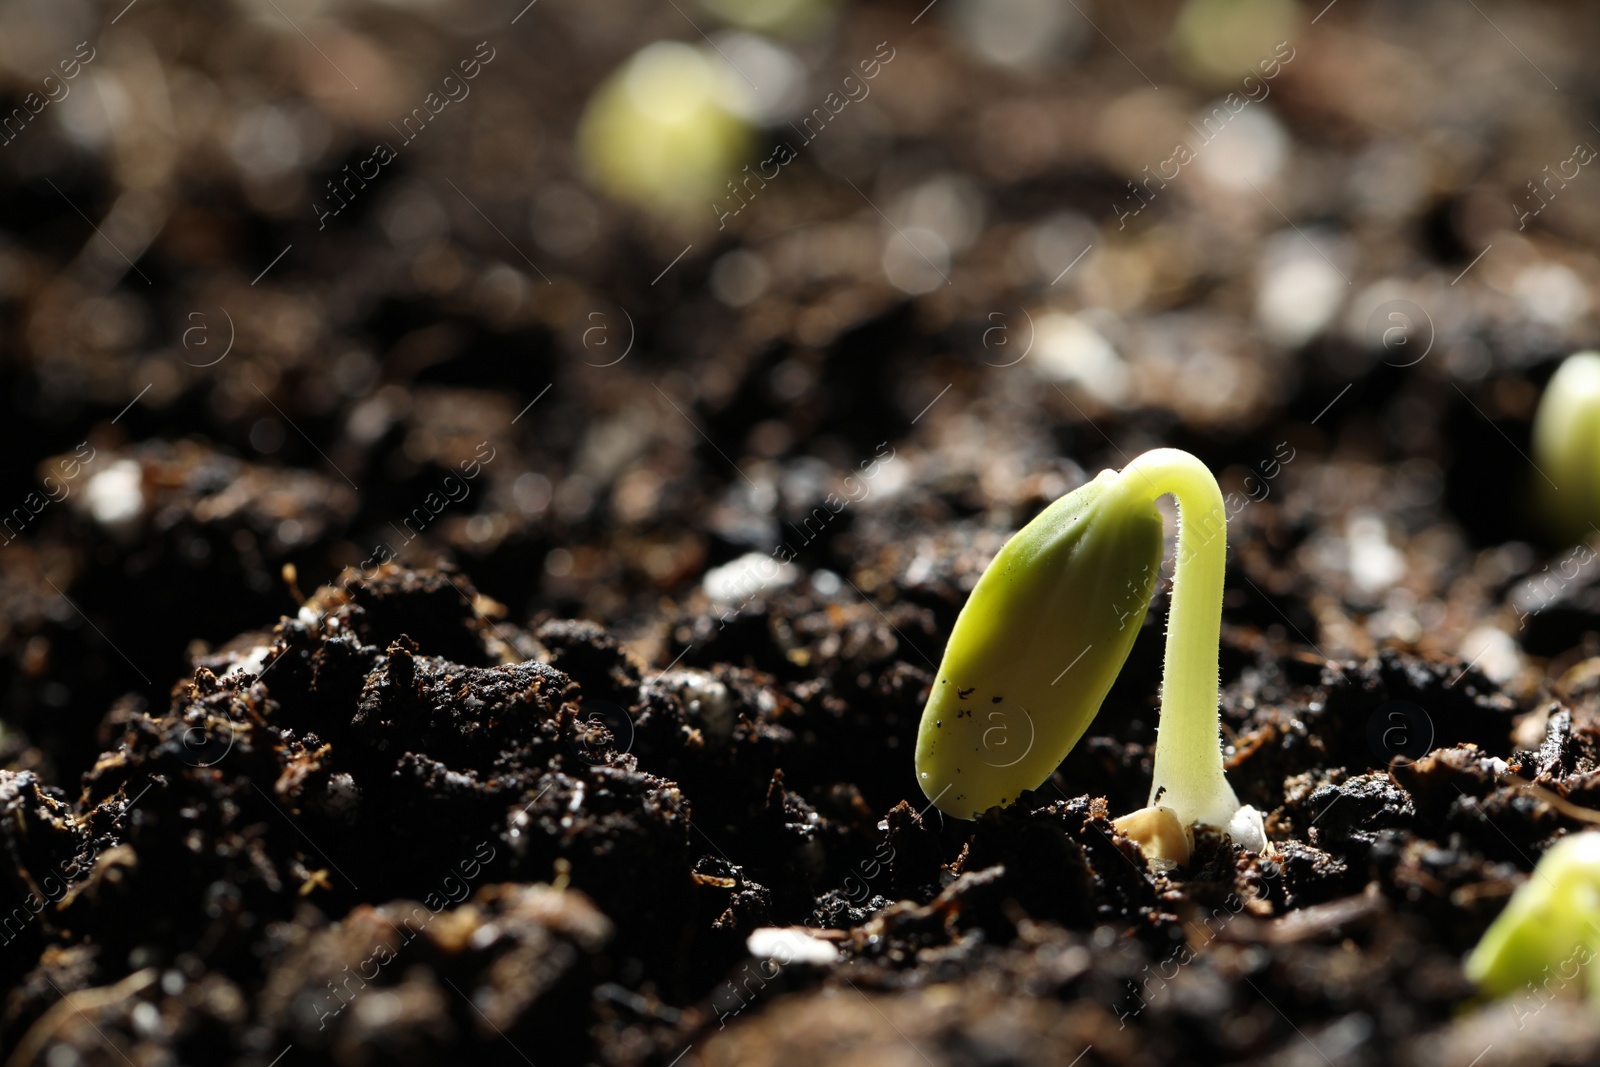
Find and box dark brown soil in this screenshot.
[7,0,1600,1064]
[2,554,1597,1066]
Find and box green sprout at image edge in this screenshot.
[1467,830,1600,1007]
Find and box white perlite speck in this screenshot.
[745,927,839,965]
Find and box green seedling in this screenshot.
[1466,831,1600,1004]
[1532,351,1600,541]
[1172,0,1299,86]
[914,447,1264,862]
[577,41,751,222]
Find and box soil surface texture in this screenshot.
[7,0,1600,1065]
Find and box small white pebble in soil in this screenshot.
[746,926,839,965]
[810,569,842,597]
[1459,626,1521,686]
[1255,233,1348,349]
[1032,311,1130,405]
[82,459,145,528]
[225,645,273,680]
[1513,263,1590,327]
[131,1001,162,1037]
[322,772,362,824]
[657,669,735,744]
[1345,512,1406,594]
[707,32,805,124]
[703,550,798,606]
[353,992,404,1027]
[1194,104,1288,192]
[903,553,936,588]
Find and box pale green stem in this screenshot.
[1110,448,1241,830]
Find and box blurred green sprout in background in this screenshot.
[1533,351,1600,543]
[1171,0,1301,84]
[578,41,752,223]
[698,0,838,37]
